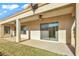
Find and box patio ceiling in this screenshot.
[20,4,75,23]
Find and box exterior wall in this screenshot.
[21,32,29,39]
[20,20,41,40]
[21,14,75,44]
[71,18,76,47]
[26,20,41,40]
[41,14,74,44]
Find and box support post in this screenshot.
[16,19,21,42]
[0,25,4,38]
[76,3,79,56]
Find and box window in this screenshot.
[21,26,27,34]
[4,26,10,34]
[41,23,48,30]
[40,22,59,41]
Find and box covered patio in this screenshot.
[0,3,79,56]
[0,3,76,56]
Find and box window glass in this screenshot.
[4,26,10,34]
[49,22,59,27]
[40,22,59,41]
[21,26,27,34]
[40,23,48,30]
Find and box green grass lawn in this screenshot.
[0,39,62,56]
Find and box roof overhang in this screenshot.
[0,3,74,24]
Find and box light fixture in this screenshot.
[38,15,42,19]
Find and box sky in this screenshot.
[0,3,29,20]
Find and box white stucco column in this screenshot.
[0,25,4,38]
[16,19,21,42]
[76,3,79,56]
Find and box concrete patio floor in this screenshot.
[20,39,74,56]
[2,37,74,56]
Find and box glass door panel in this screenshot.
[41,22,59,41]
[49,26,58,41]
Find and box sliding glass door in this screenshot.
[40,22,59,41]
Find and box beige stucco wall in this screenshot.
[71,18,76,48]
[25,20,41,40]
[21,13,75,44]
